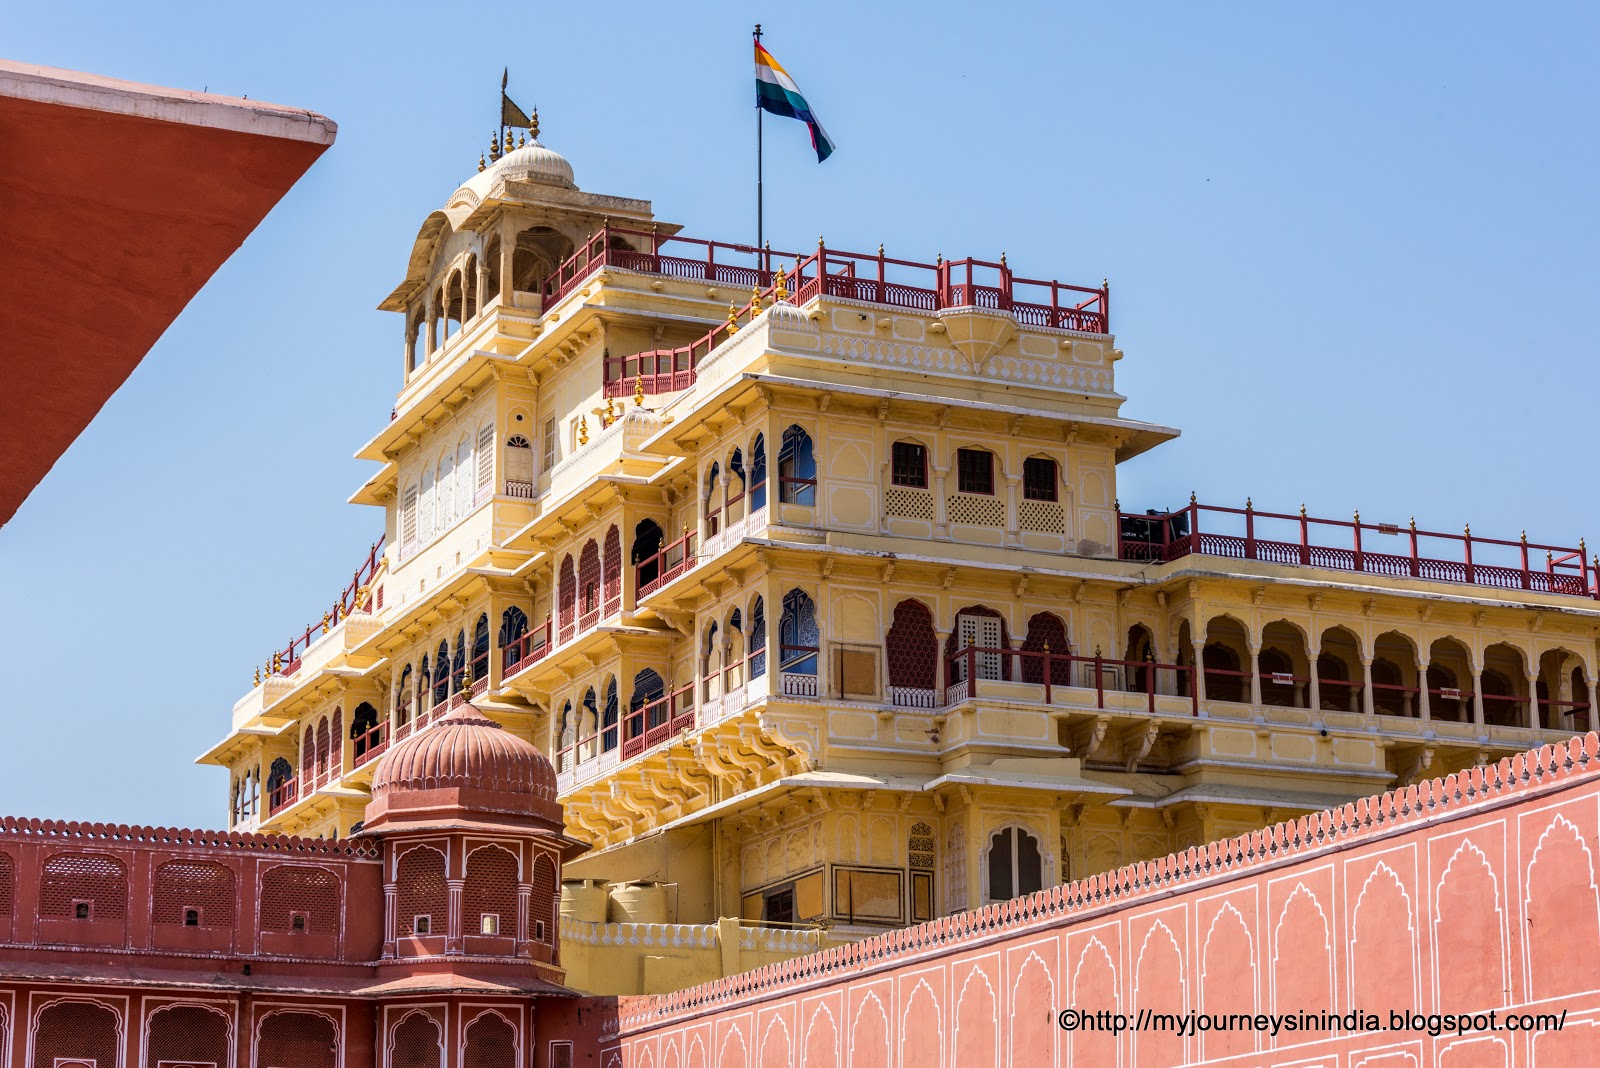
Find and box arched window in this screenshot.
[351,702,380,757]
[986,826,1043,902]
[705,461,722,533]
[315,717,330,783]
[407,312,426,373]
[630,669,667,734]
[578,540,601,624]
[777,426,816,505]
[471,614,490,682]
[419,465,436,544]
[397,848,447,938]
[779,589,819,678]
[603,525,622,614]
[946,821,966,914]
[891,440,928,488]
[300,732,313,783]
[400,481,418,554]
[498,607,529,648]
[947,606,1011,683]
[558,701,574,767]
[267,757,293,798]
[41,853,128,920]
[750,434,768,510]
[455,433,473,518]
[438,449,456,528]
[433,641,451,706]
[451,630,466,692]
[602,679,619,752]
[886,600,938,705]
[505,434,534,498]
[558,555,576,641]
[463,846,517,938]
[475,420,495,503]
[956,448,995,495]
[153,861,234,927]
[728,449,747,519]
[1022,456,1058,501]
[463,254,479,321]
[1021,612,1071,685]
[1203,643,1243,702]
[632,520,664,590]
[409,659,425,724]
[465,1013,517,1067]
[749,596,767,678]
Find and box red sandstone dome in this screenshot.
[364,703,563,831]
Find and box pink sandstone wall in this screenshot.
[604,735,1600,1067]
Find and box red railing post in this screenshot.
[876,244,886,304]
[1463,523,1475,584]
[1146,652,1156,714]
[1042,646,1052,705]
[1352,510,1364,572]
[999,252,1013,310]
[1245,498,1256,560]
[1189,495,1201,555]
[1408,518,1420,577]
[1298,504,1310,565]
[1190,664,1199,717]
[1519,532,1532,590]
[1094,648,1105,709]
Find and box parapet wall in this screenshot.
[606,735,1600,1066]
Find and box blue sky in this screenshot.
[3,2,1597,826]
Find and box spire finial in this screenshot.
[726,300,740,334]
[579,415,589,445]
[530,106,540,139]
[634,375,645,407]
[478,155,486,172]
[773,265,788,302]
[1189,490,1197,505]
[751,283,763,311]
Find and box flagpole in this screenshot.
[754,24,764,261]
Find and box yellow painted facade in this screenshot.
[202,122,1600,994]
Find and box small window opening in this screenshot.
[290,911,307,933]
[535,919,547,942]
[414,914,432,935]
[480,914,500,935]
[956,449,995,495]
[74,901,91,920]
[1022,457,1058,501]
[891,441,928,488]
[184,908,201,927]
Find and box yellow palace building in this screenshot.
[202,119,1600,992]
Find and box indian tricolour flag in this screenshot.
[755,42,835,162]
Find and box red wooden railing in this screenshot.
[352,722,390,767]
[502,620,553,678]
[636,530,699,597]
[267,778,298,815]
[267,537,386,677]
[620,682,697,760]
[945,646,1198,715]
[1120,501,1594,600]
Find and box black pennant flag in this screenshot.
[501,68,533,129]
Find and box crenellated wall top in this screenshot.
[610,730,1600,1037]
[0,815,380,859]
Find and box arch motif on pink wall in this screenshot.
[801,1003,838,1068]
[1271,883,1333,1043]
[143,1002,232,1068]
[1526,813,1600,1000]
[717,1024,748,1068]
[461,1008,518,1068]
[1069,938,1117,1067]
[388,1008,444,1068]
[899,977,942,1067]
[687,1033,707,1068]
[850,992,890,1068]
[660,1036,681,1068]
[1133,920,1186,1068]
[1433,839,1506,1011]
[952,965,998,1068]
[1199,902,1256,1060]
[1009,950,1056,1066]
[758,1014,791,1068]
[1351,862,1418,1013]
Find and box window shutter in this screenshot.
[401,485,418,551]
[476,422,495,500]
[438,453,455,526]
[455,437,471,517]
[419,467,435,542]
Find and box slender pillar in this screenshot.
[1470,670,1485,728]
[1417,662,1431,721]
[1248,646,1263,707]
[446,878,465,955]
[1587,678,1599,731]
[1004,474,1021,547]
[1191,639,1207,704]
[1526,672,1541,730]
[516,882,533,957]
[1360,657,1375,718]
[1308,652,1322,713]
[381,882,398,958]
[933,465,950,539]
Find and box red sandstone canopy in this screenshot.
[0,60,336,525]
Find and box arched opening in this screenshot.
[463,253,479,322]
[778,589,819,694]
[1123,622,1157,694]
[408,311,426,373]
[1537,648,1591,731]
[1259,621,1310,708]
[504,433,533,498]
[351,702,380,758]
[451,629,466,692]
[725,608,746,693]
[266,757,294,809]
[886,599,938,707]
[445,269,464,341]
[749,596,767,678]
[777,426,816,505]
[602,678,619,752]
[701,620,722,701]
[726,448,747,524]
[485,235,502,303]
[629,669,667,741]
[498,607,529,671]
[1427,637,1474,722]
[749,434,768,511]
[558,700,576,767]
[1482,642,1527,727]
[1202,617,1250,703]
[1318,625,1362,712]
[603,525,621,614]
[1021,612,1072,687]
[433,641,451,707]
[578,540,601,628]
[704,461,722,535]
[1372,631,1418,716]
[400,662,417,728]
[986,826,1043,902]
[557,554,576,641]
[471,614,490,684]
[946,605,1012,684]
[513,225,572,294]
[632,519,664,590]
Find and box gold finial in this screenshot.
[1521,530,1528,543]
[1409,516,1417,531]
[272,651,282,673]
[1299,503,1307,518]
[488,131,499,163]
[936,252,943,266]
[604,393,616,424]
[1581,538,1588,555]
[578,415,589,445]
[634,376,645,407]
[726,300,740,334]
[878,243,885,257]
[254,666,261,686]
[503,130,514,154]
[1246,496,1253,510]
[1353,509,1360,524]
[477,155,486,172]
[530,107,540,139]
[1464,522,1471,537]
[817,234,825,249]
[1000,251,1008,268]
[1095,644,1103,657]
[1043,640,1050,653]
[1189,490,1197,505]
[355,585,368,611]
[1547,550,1555,565]
[321,611,331,635]
[751,283,762,312]
[518,130,526,149]
[773,265,788,302]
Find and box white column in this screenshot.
[1248,646,1263,707]
[1191,639,1207,704]
[1360,657,1376,718]
[1526,672,1541,730]
[1471,670,1486,727]
[1416,661,1430,721]
[1308,649,1321,713]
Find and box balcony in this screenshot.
[1121,501,1595,601]
[262,538,386,679]
[634,505,772,603]
[556,682,696,794]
